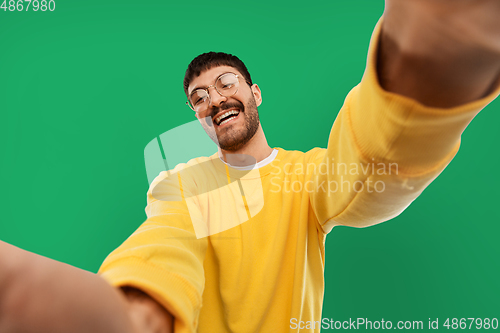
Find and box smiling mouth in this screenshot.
[215,109,240,126]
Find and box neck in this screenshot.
[219,124,273,167]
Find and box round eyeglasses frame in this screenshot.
[186,72,247,112]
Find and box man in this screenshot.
[1,1,499,332]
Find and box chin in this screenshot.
[219,139,247,151]
[218,131,252,151]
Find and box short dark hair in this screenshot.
[183,52,253,96]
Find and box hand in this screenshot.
[384,0,500,56]
[379,0,500,107]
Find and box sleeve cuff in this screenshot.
[348,16,500,175]
[99,256,201,333]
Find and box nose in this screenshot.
[207,86,227,108]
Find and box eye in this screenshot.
[218,74,238,91]
[194,96,207,105]
[221,83,234,90]
[190,90,208,106]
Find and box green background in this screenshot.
[1,0,498,330]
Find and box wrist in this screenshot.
[122,287,174,333]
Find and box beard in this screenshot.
[202,96,260,151]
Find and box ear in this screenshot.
[251,84,262,107]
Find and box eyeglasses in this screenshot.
[186,72,243,112]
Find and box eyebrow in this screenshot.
[190,84,206,93]
[189,72,238,94]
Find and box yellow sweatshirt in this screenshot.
[98,19,500,332]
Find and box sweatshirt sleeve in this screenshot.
[98,168,208,333]
[310,17,500,233]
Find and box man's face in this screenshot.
[187,65,262,151]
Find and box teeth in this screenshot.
[216,110,239,125]
[219,117,235,126]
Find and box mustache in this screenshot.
[210,101,245,119]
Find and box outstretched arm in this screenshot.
[311,0,500,231]
[0,240,173,333]
[0,164,207,333]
